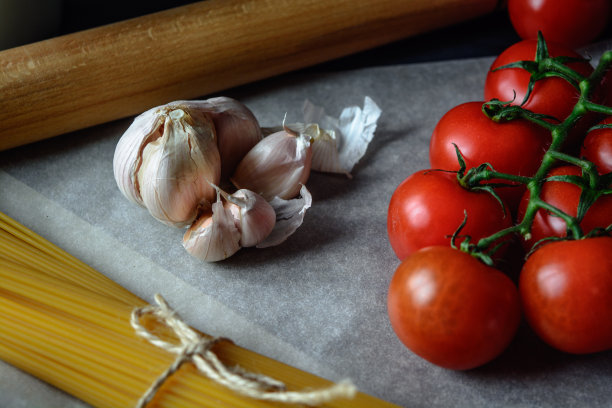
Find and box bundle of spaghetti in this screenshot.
[0,211,397,408]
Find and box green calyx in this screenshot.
[492,32,589,106]
[450,211,497,267]
[482,99,559,130]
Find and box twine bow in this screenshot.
[131,294,356,407]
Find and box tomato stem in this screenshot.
[461,168,532,187]
[582,100,612,115]
[541,58,585,87]
[547,150,598,177]
[529,197,583,238]
[482,100,559,130]
[471,42,612,256]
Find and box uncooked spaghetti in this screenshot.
[0,211,396,408]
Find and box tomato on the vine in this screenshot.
[429,101,550,210]
[517,165,612,249]
[484,40,594,121]
[520,237,612,354]
[387,246,521,370]
[581,116,612,174]
[387,169,512,261]
[508,0,611,48]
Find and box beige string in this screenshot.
[131,294,357,407]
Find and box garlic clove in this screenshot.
[209,98,262,179]
[165,98,262,179]
[127,107,221,227]
[224,189,276,247]
[257,184,312,248]
[230,126,313,201]
[183,194,241,262]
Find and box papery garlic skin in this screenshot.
[113,106,221,227]
[302,97,382,176]
[304,124,349,177]
[231,128,313,201]
[183,197,241,262]
[113,108,164,207]
[257,184,312,248]
[226,189,276,247]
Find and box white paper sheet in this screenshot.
[2,41,612,407]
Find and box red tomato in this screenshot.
[429,101,551,210]
[484,40,594,123]
[520,237,612,354]
[387,169,512,261]
[508,0,611,48]
[581,116,612,174]
[387,246,521,370]
[517,165,612,249]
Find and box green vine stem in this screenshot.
[463,37,612,257]
[460,168,532,187]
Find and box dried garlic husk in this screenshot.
[224,189,276,247]
[113,106,221,227]
[301,123,347,176]
[257,185,312,248]
[231,125,313,201]
[303,97,381,176]
[171,97,262,178]
[183,193,241,262]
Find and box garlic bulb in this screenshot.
[224,189,276,247]
[183,193,241,262]
[113,105,221,227]
[114,96,380,262]
[231,125,313,201]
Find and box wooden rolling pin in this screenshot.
[0,0,498,151]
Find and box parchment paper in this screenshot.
[2,42,612,407]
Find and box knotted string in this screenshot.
[131,294,357,407]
